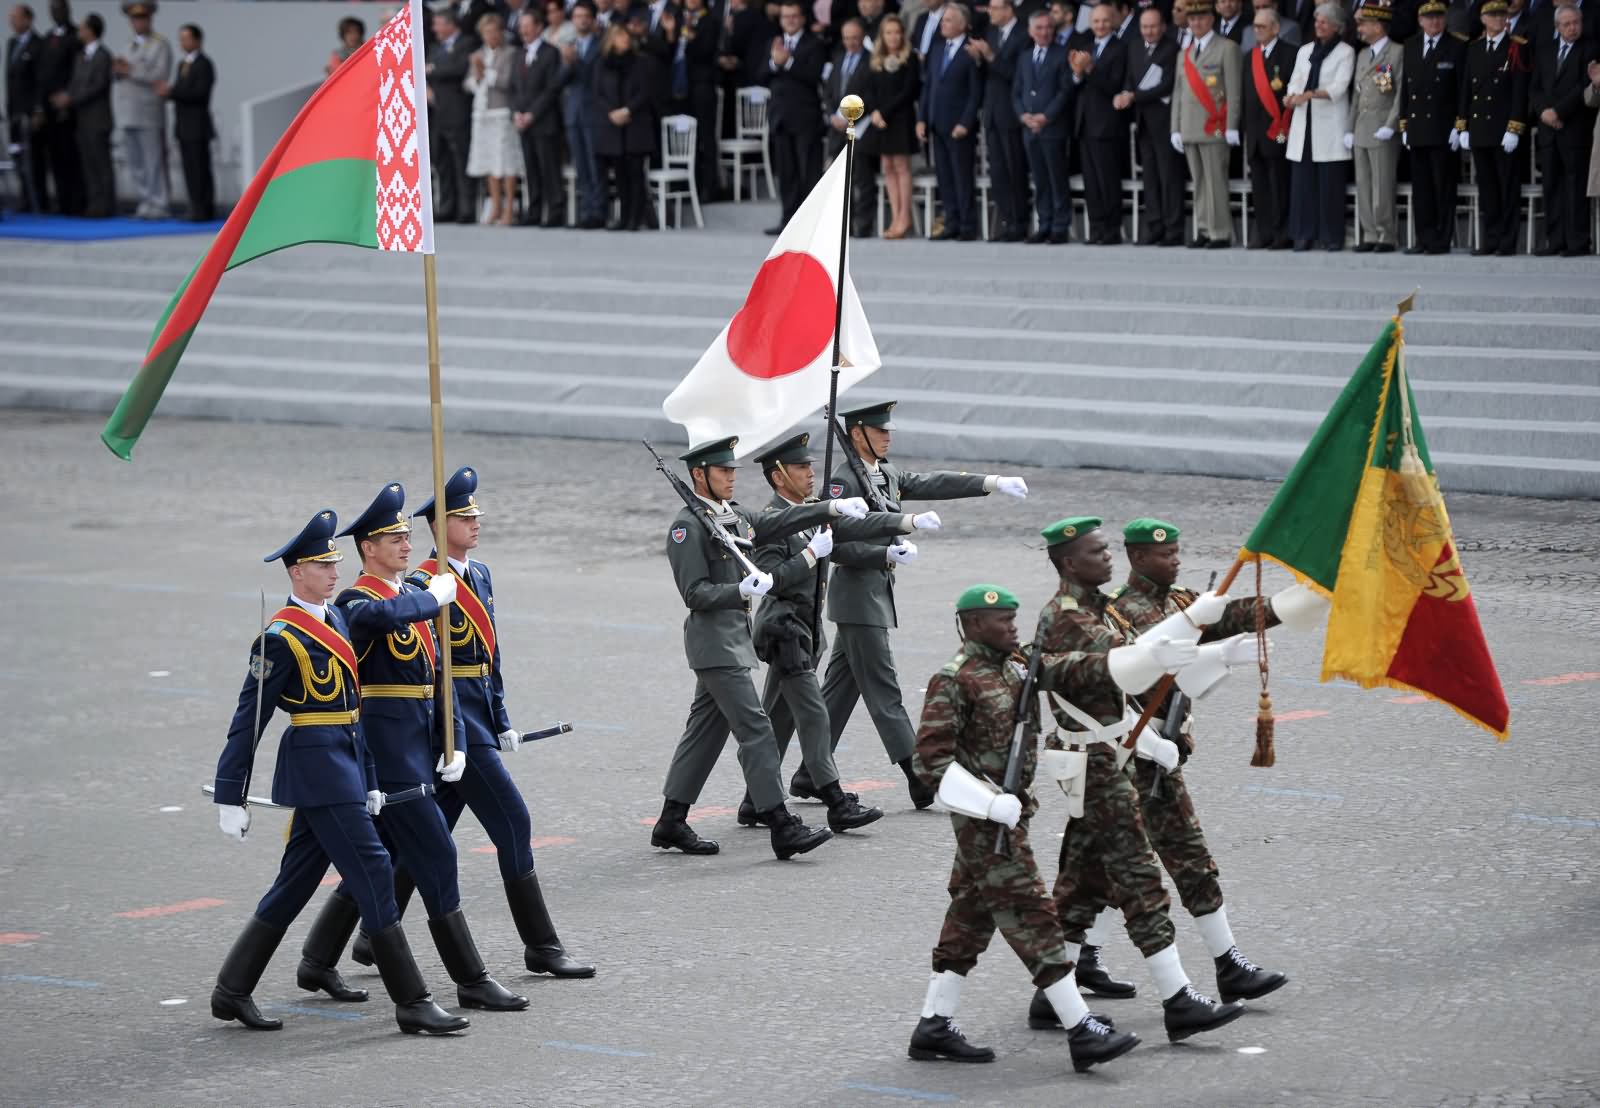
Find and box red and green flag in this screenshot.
[100,0,433,460]
[1240,305,1510,739]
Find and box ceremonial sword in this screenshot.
[202,783,436,811]
[518,721,574,743]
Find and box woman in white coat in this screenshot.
[1284,4,1354,250]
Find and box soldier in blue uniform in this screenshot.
[210,509,468,1035]
[350,466,595,979]
[296,483,528,1014]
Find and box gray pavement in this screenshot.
[1,410,1598,1108]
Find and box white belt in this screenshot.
[1049,693,1134,746]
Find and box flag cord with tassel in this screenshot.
[1251,553,1274,767]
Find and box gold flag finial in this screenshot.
[839,94,865,123]
[1397,288,1418,317]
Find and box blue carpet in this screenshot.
[0,212,224,242]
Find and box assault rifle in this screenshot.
[995,608,1053,856]
[643,441,760,576]
[823,414,889,513]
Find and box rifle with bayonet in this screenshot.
[994,608,1053,855]
[823,413,889,513]
[643,440,760,576]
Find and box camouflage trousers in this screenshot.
[1051,746,1175,957]
[1130,760,1224,918]
[933,814,1074,989]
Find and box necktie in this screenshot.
[844,51,856,79]
[1558,40,1569,66]
[1094,38,1103,58]
[1146,41,1154,56]
[1423,36,1432,58]
[1034,45,1044,65]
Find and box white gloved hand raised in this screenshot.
[1374,125,1394,141]
[436,748,466,782]
[1171,132,1184,153]
[1225,128,1240,146]
[1148,635,1199,671]
[218,805,251,842]
[1217,633,1272,667]
[1457,130,1470,151]
[1342,131,1355,151]
[739,570,774,597]
[1270,582,1330,631]
[994,476,1028,499]
[497,728,521,753]
[426,571,457,606]
[1500,129,1518,154]
[805,529,834,560]
[1182,590,1230,626]
[1135,730,1181,771]
[987,792,1023,829]
[912,511,942,531]
[886,540,918,566]
[366,790,384,817]
[828,496,868,520]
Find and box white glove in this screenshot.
[828,496,868,520]
[1457,130,1469,151]
[1147,635,1199,671]
[1270,582,1330,631]
[1500,129,1518,154]
[1135,730,1181,772]
[1342,131,1354,151]
[1107,636,1199,692]
[739,570,774,597]
[911,511,942,531]
[497,727,521,753]
[886,540,918,566]
[436,748,466,782]
[366,790,384,817]
[994,476,1028,499]
[1217,633,1272,667]
[1170,131,1184,153]
[805,529,834,560]
[218,804,251,841]
[426,571,457,606]
[1401,130,1409,148]
[1182,590,1230,626]
[1225,128,1240,146]
[987,792,1023,829]
[1374,125,1394,142]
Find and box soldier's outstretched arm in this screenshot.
[337,588,442,638]
[750,499,837,544]
[895,469,996,501]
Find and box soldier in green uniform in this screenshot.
[803,400,1032,810]
[1026,516,1248,1042]
[738,431,940,833]
[651,436,870,861]
[908,584,1140,1074]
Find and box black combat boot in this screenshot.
[819,781,884,831]
[788,765,820,800]
[352,868,416,966]
[296,892,369,1001]
[1025,988,1117,1030]
[211,916,288,1030]
[737,791,771,827]
[765,804,833,860]
[1076,943,1138,999]
[504,871,596,977]
[1162,983,1245,1042]
[1065,1014,1140,1073]
[368,922,470,1035]
[428,909,531,1010]
[897,757,936,810]
[908,1016,996,1062]
[650,799,720,854]
[1215,947,1288,1003]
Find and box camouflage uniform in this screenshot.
[913,638,1101,989]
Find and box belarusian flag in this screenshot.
[100,0,433,460]
[1240,309,1510,739]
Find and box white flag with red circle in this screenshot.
[662,149,880,456]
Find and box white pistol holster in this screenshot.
[1038,747,1089,819]
[1048,694,1138,771]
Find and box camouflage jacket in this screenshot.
[1038,577,1126,733]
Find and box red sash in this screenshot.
[352,575,438,669]
[1250,46,1288,141]
[417,559,497,663]
[272,606,361,687]
[1183,46,1226,137]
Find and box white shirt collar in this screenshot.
[183,49,198,63]
[695,492,732,513]
[289,595,328,622]
[447,554,472,575]
[1194,29,1214,49]
[84,40,100,56]
[947,31,965,49]
[1486,31,1502,47]
[1370,34,1388,55]
[998,17,1016,36]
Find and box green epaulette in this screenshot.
[1108,584,1127,600]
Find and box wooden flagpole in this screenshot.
[424,254,455,763]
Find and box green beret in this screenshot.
[753,431,813,470]
[1041,516,1102,548]
[1122,517,1180,545]
[680,436,740,469]
[956,584,1019,613]
[838,400,896,430]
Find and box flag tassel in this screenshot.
[1250,554,1275,767]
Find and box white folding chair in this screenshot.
[718,87,774,202]
[648,114,704,229]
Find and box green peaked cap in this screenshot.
[1122,517,1181,545]
[956,584,1020,612]
[1041,516,1102,547]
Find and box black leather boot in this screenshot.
[428,909,531,1010]
[1162,983,1245,1042]
[1215,946,1288,1003]
[1025,988,1116,1030]
[908,1015,995,1062]
[504,871,596,977]
[897,757,936,810]
[368,922,470,1034]
[819,781,884,831]
[1065,1014,1140,1073]
[352,868,416,966]
[788,765,820,800]
[765,804,833,860]
[737,791,770,827]
[296,892,369,1002]
[211,916,287,1030]
[650,799,720,854]
[1076,944,1138,999]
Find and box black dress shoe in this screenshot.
[428,910,531,1011]
[1293,240,1311,252]
[932,227,961,240]
[368,923,471,1035]
[211,987,284,1030]
[1026,988,1116,1030]
[297,892,368,1002]
[1048,230,1071,244]
[1496,243,1518,256]
[908,1015,995,1062]
[1471,244,1497,256]
[1003,228,1027,242]
[1324,242,1343,252]
[1269,237,1294,250]
[820,781,884,831]
[1137,231,1162,245]
[1215,947,1288,1003]
[1404,244,1427,255]
[1100,233,1123,245]
[1426,245,1450,255]
[1373,242,1396,253]
[957,230,977,241]
[788,768,820,800]
[1162,984,1245,1042]
[1205,237,1231,249]
[1026,230,1051,244]
[578,215,605,229]
[1352,241,1376,253]
[1160,234,1185,246]
[737,792,771,827]
[1563,246,1592,257]
[1187,235,1210,248]
[541,217,565,229]
[213,916,288,1030]
[1535,244,1563,256]
[1247,239,1268,249]
[1075,945,1138,998]
[767,805,832,860]
[651,800,720,854]
[456,215,477,225]
[1066,1014,1140,1073]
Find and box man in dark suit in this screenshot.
[972,0,1032,238]
[51,11,109,215]
[6,3,43,209]
[1118,7,1183,241]
[823,18,875,235]
[1215,0,1246,38]
[1461,0,1530,254]
[919,3,983,238]
[33,0,80,212]
[1530,0,1599,58]
[512,8,564,226]
[1530,3,1595,252]
[1015,8,1076,238]
[427,8,478,223]
[163,22,213,221]
[762,0,826,231]
[912,1,951,55]
[561,2,605,226]
[1067,3,1128,241]
[1398,0,1465,252]
[1242,8,1292,246]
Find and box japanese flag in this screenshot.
[662,148,881,456]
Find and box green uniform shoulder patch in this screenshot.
[1107,584,1128,600]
